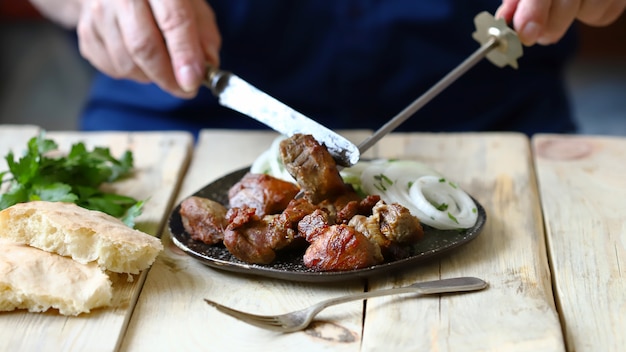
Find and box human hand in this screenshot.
[496,0,626,46]
[76,0,221,98]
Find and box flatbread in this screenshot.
[0,201,163,274]
[0,239,112,316]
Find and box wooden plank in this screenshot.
[532,134,626,352]
[0,130,194,352]
[360,132,565,351]
[122,130,374,352]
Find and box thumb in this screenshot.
[495,0,519,23]
[149,0,205,93]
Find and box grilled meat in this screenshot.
[222,207,277,264]
[179,134,424,271]
[374,201,424,244]
[348,200,423,261]
[303,224,384,271]
[228,172,299,217]
[298,209,331,242]
[267,198,319,245]
[279,134,358,204]
[179,196,228,245]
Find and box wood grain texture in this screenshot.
[2,128,582,351]
[361,132,565,352]
[533,134,626,352]
[0,129,193,352]
[123,130,566,352]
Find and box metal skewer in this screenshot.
[356,11,523,154]
[293,12,523,199]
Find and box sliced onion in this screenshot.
[251,138,478,230]
[356,160,477,230]
[408,176,478,229]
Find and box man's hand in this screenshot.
[76,0,221,98]
[497,0,626,46]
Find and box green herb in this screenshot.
[0,132,144,228]
[435,202,449,211]
[373,173,393,191]
[439,177,458,189]
[447,212,459,224]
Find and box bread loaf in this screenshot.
[0,201,163,274]
[0,239,112,316]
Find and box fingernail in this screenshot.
[536,36,554,46]
[178,64,202,93]
[521,21,540,46]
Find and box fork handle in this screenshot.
[317,277,487,309]
[408,277,488,294]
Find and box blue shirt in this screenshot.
[81,0,577,137]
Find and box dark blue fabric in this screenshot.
[81,0,578,137]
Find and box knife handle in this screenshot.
[204,65,232,96]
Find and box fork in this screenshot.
[204,276,487,332]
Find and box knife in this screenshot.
[204,12,520,169]
[203,66,360,167]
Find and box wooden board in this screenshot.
[533,134,626,352]
[358,132,565,351]
[123,130,566,351]
[0,128,193,352]
[122,130,374,352]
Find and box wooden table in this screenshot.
[0,125,623,352]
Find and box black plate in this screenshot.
[169,167,486,282]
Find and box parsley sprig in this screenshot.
[0,132,144,227]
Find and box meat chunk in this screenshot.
[347,213,404,261]
[223,198,319,264]
[182,134,426,272]
[336,195,382,224]
[348,215,387,248]
[222,207,277,264]
[228,172,299,217]
[348,200,423,261]
[279,134,358,204]
[303,224,384,271]
[336,201,359,224]
[298,209,332,242]
[358,195,382,215]
[266,198,320,248]
[373,201,424,244]
[179,196,228,245]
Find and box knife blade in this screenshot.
[203,66,360,167]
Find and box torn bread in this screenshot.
[0,201,163,274]
[0,239,112,316]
